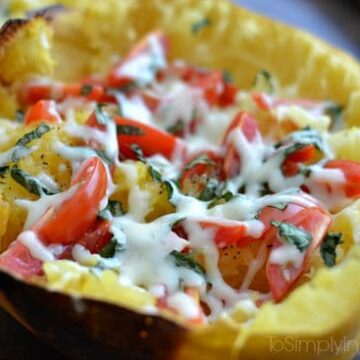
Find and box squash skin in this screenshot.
[0,269,187,360]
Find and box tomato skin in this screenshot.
[265,207,331,302]
[222,112,260,178]
[282,144,317,177]
[0,241,42,279]
[198,220,250,248]
[33,157,107,245]
[107,30,169,88]
[78,219,112,254]
[115,115,183,160]
[325,159,360,198]
[21,83,107,105]
[179,151,224,197]
[24,100,62,125]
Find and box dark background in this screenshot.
[1,0,360,359]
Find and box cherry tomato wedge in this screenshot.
[265,207,331,302]
[21,83,106,105]
[33,157,107,245]
[24,100,62,125]
[115,115,184,160]
[222,112,260,178]
[179,151,224,198]
[0,240,42,279]
[199,219,251,248]
[78,219,112,254]
[325,159,360,198]
[282,144,317,177]
[107,30,169,88]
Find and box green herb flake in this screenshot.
[191,17,211,35]
[268,203,288,211]
[0,166,9,176]
[184,154,216,171]
[148,165,162,183]
[325,103,343,130]
[222,70,233,84]
[320,232,342,267]
[116,124,144,136]
[95,104,111,125]
[80,84,93,96]
[99,239,116,258]
[15,109,24,123]
[166,120,184,135]
[208,191,234,209]
[271,220,312,252]
[10,167,58,196]
[94,149,113,167]
[98,200,125,220]
[170,250,206,277]
[130,144,146,162]
[199,178,222,201]
[16,123,51,147]
[253,69,274,94]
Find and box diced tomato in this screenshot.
[176,65,237,107]
[107,30,169,88]
[21,83,107,105]
[33,157,107,245]
[141,91,161,113]
[222,112,260,178]
[21,83,52,105]
[325,160,360,198]
[179,151,224,198]
[252,92,271,111]
[282,144,317,177]
[218,82,237,107]
[198,219,251,248]
[78,219,112,254]
[265,207,331,301]
[24,100,62,125]
[0,241,42,279]
[115,115,184,160]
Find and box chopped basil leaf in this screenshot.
[259,182,272,197]
[171,217,186,228]
[288,127,324,153]
[80,84,93,96]
[166,120,184,135]
[116,124,144,136]
[320,232,342,267]
[325,103,343,130]
[148,165,162,182]
[191,17,211,34]
[10,167,58,196]
[16,123,51,147]
[95,104,111,125]
[269,203,288,211]
[184,154,216,170]
[208,191,234,209]
[222,70,233,84]
[199,178,223,201]
[253,69,274,94]
[271,220,312,252]
[170,250,206,277]
[299,165,312,178]
[99,239,116,258]
[98,200,125,220]
[130,144,146,162]
[15,109,24,123]
[0,166,9,176]
[163,180,174,201]
[94,149,113,166]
